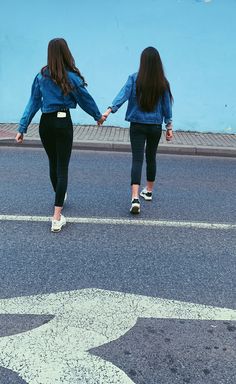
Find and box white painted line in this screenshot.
[0,288,236,383]
[0,214,235,230]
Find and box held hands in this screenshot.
[165,123,173,141]
[15,132,24,144]
[97,108,112,126]
[97,115,107,126]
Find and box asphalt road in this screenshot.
[0,147,236,384]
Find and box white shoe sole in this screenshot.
[140,192,152,201]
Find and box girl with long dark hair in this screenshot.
[15,38,104,231]
[103,47,173,214]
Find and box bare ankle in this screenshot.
[53,206,62,221]
[146,182,154,192]
[53,215,61,221]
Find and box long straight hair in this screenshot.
[136,47,173,112]
[41,38,87,95]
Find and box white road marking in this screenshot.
[0,288,236,383]
[0,214,235,230]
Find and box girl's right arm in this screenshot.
[72,77,102,122]
[162,89,173,141]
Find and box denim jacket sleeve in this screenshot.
[110,75,133,113]
[162,90,172,125]
[18,75,42,133]
[72,81,102,121]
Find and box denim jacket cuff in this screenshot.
[18,125,27,134]
[109,106,118,113]
[95,113,102,121]
[165,118,172,125]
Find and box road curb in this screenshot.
[0,139,236,157]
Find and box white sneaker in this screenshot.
[51,214,66,232]
[130,199,141,214]
[140,188,153,201]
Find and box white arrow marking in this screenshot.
[0,214,235,230]
[0,288,236,383]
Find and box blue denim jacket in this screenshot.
[110,73,172,125]
[18,69,102,133]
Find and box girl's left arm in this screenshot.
[108,76,133,113]
[102,75,133,120]
[17,75,42,134]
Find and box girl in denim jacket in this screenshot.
[15,38,104,232]
[103,47,173,214]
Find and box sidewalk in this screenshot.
[1,123,236,157]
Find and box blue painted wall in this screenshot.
[0,0,235,133]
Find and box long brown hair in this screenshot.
[41,38,87,95]
[136,47,173,112]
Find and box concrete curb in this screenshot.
[1,138,236,158]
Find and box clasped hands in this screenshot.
[97,108,111,126]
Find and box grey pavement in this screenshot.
[1,123,236,157]
[0,148,236,383]
[1,148,236,384]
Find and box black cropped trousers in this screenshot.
[130,122,162,185]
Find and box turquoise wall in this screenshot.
[0,0,235,133]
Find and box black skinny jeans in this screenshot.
[130,122,162,185]
[39,111,73,207]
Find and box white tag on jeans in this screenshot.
[57,112,66,118]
